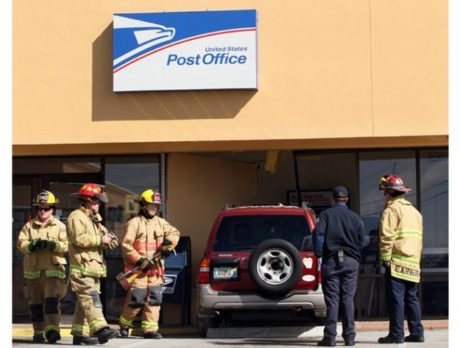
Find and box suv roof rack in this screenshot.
[223,203,303,210]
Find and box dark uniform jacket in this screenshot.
[313,203,365,261]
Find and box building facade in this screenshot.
[13,1,448,324]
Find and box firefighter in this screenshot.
[67,183,118,345]
[118,189,180,339]
[377,175,424,344]
[17,190,68,344]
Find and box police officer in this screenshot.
[313,186,365,347]
[377,175,424,344]
[17,190,68,344]
[67,183,118,345]
[118,189,180,339]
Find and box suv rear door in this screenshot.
[207,209,319,294]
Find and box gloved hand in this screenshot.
[46,240,57,251]
[136,257,153,273]
[37,240,49,250]
[382,261,391,269]
[28,239,41,252]
[161,239,174,251]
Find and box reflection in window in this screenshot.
[13,157,101,174]
[104,156,161,254]
[358,151,416,267]
[420,150,448,252]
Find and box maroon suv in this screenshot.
[196,205,326,337]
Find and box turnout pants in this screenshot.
[119,274,164,333]
[70,274,108,337]
[23,274,67,336]
[384,269,424,340]
[321,254,359,341]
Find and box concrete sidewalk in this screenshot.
[12,319,447,338]
[12,329,449,348]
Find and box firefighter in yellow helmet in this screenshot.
[67,183,119,345]
[118,189,180,339]
[16,190,68,344]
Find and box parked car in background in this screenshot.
[196,204,326,337]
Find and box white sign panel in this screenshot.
[113,10,258,91]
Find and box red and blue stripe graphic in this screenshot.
[113,10,257,73]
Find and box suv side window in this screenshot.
[212,215,313,252]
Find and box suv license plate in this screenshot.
[213,266,238,280]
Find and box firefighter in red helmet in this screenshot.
[67,183,118,345]
[17,190,68,344]
[377,175,424,344]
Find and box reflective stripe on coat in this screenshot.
[379,196,423,283]
[121,215,180,277]
[67,207,107,278]
[17,216,68,279]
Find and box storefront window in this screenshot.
[419,149,448,316]
[358,151,416,318]
[104,156,161,244]
[359,151,416,238]
[420,150,448,251]
[13,157,101,174]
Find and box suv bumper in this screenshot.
[197,284,326,318]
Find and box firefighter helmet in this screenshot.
[138,189,162,206]
[33,190,59,206]
[77,183,108,203]
[379,175,412,193]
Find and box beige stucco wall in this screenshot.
[166,153,258,321]
[13,0,447,154]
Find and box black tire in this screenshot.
[197,317,220,337]
[248,239,302,296]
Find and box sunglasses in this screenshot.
[38,206,53,212]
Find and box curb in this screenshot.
[12,325,198,338]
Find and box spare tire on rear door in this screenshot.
[248,239,302,296]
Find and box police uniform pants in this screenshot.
[321,255,359,341]
[119,274,164,333]
[23,274,67,336]
[384,269,424,340]
[70,274,108,337]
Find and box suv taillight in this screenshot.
[198,257,211,284]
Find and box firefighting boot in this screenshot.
[45,329,61,344]
[119,327,129,338]
[72,336,98,345]
[143,331,162,339]
[95,327,117,344]
[32,334,45,343]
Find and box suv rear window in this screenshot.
[212,214,313,252]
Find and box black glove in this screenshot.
[135,257,148,266]
[28,239,41,252]
[161,239,174,251]
[161,249,173,258]
[141,261,153,273]
[37,239,49,250]
[47,240,57,251]
[136,257,153,273]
